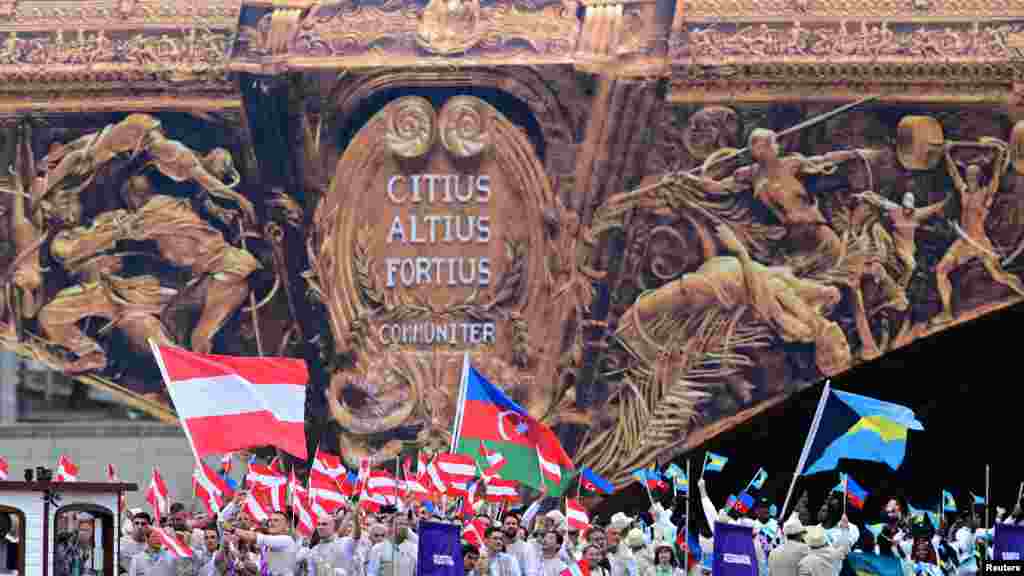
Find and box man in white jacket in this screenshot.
[236,511,299,576]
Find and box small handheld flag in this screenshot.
[580,467,614,495]
[972,493,985,506]
[703,452,728,473]
[748,468,768,490]
[664,463,689,493]
[734,492,755,514]
[633,469,668,491]
[942,490,956,513]
[831,473,868,509]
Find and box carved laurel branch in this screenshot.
[351,222,529,348]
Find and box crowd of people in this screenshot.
[28,475,1021,576]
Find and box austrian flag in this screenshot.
[150,344,308,459]
[566,498,590,531]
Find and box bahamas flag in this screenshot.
[452,354,576,495]
[800,387,924,475]
[840,551,904,576]
[943,490,956,513]
[972,493,985,506]
[704,452,729,473]
[908,504,940,530]
[665,464,689,494]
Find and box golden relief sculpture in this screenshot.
[674,20,1022,61]
[276,0,579,66]
[417,0,483,55]
[0,114,288,414]
[0,0,240,27]
[576,103,1024,486]
[303,95,585,464]
[0,29,233,69]
[676,0,1024,18]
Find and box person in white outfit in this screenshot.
[236,511,298,576]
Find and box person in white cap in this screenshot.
[797,526,847,576]
[625,529,652,576]
[769,515,811,576]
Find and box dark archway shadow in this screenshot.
[0,505,26,576]
[51,504,116,576]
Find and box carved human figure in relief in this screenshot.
[932,140,1024,325]
[683,106,741,162]
[619,223,852,377]
[39,171,260,373]
[688,128,869,261]
[33,114,259,373]
[856,189,949,288]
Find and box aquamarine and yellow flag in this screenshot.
[704,452,729,473]
[801,390,924,475]
[841,552,904,576]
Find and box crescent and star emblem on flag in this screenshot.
[497,410,529,440]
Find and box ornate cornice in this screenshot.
[0,0,241,29]
[676,0,1024,20]
[0,0,240,98]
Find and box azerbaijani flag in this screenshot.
[734,492,755,514]
[831,473,868,509]
[452,354,576,495]
[633,468,668,491]
[580,467,614,495]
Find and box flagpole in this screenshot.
[985,465,991,528]
[149,340,204,469]
[450,352,471,453]
[842,474,848,517]
[1017,481,1023,505]
[699,453,709,485]
[684,457,691,574]
[781,379,832,520]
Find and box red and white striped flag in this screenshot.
[153,527,192,558]
[402,457,429,499]
[537,445,562,486]
[484,479,519,503]
[55,455,78,482]
[107,464,126,512]
[0,457,9,480]
[193,461,230,515]
[146,467,170,524]
[246,463,288,512]
[150,344,309,459]
[462,516,488,548]
[242,490,270,523]
[425,456,448,495]
[478,442,507,482]
[461,480,484,518]
[356,457,371,495]
[566,498,590,531]
[309,449,348,517]
[365,469,398,498]
[435,453,476,495]
[289,471,315,537]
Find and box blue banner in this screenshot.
[417,521,464,576]
[840,552,904,576]
[994,523,1024,562]
[713,522,758,576]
